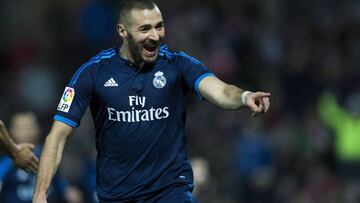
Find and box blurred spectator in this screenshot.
[233,121,275,202]
[318,92,360,202]
[318,93,360,174]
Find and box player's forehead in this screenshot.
[127,6,163,28]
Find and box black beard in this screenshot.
[127,33,143,64]
[127,33,160,65]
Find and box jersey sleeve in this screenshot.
[54,64,97,128]
[177,52,215,99]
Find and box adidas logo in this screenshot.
[104,78,118,87]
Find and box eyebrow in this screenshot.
[138,21,164,30]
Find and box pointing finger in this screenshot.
[252,92,271,98]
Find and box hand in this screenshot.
[13,143,39,173]
[244,91,271,116]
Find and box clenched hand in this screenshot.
[244,91,271,116]
[12,143,39,173]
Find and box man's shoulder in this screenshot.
[159,45,202,65]
[69,47,117,86]
[76,47,117,71]
[86,47,118,66]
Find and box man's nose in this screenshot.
[148,29,160,41]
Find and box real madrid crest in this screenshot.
[153,71,167,89]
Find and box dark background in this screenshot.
[1,0,360,202]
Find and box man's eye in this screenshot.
[156,23,164,28]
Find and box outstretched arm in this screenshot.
[33,121,73,203]
[0,120,39,173]
[198,76,270,116]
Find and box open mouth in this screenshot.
[143,45,158,57]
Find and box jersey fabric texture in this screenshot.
[54,45,214,202]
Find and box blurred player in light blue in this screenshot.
[0,112,82,203]
[0,120,38,174]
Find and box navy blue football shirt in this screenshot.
[54,45,214,202]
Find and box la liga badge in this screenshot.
[57,87,75,113]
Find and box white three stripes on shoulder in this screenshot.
[104,78,118,87]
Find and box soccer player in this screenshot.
[33,0,271,202]
[0,120,38,174]
[0,112,82,203]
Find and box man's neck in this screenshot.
[119,46,144,69]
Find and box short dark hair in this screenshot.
[118,0,157,24]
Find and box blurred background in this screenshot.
[0,0,360,202]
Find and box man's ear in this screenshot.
[117,24,127,38]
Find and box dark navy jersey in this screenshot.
[54,45,214,202]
